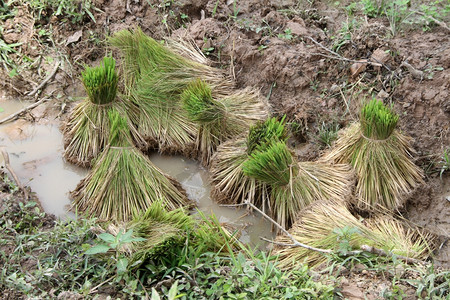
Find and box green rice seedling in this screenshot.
[181,80,267,165]
[324,99,423,211]
[81,56,118,105]
[247,115,289,154]
[63,56,144,167]
[243,142,353,229]
[243,142,296,187]
[70,111,190,222]
[210,117,288,207]
[274,201,435,269]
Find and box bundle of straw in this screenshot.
[325,99,423,211]
[63,56,143,167]
[243,142,353,229]
[108,202,239,266]
[71,110,190,222]
[109,27,238,154]
[274,200,434,269]
[182,79,267,165]
[210,117,289,208]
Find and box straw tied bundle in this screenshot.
[274,200,435,269]
[63,56,143,167]
[210,117,290,209]
[325,99,423,211]
[110,27,267,159]
[182,79,267,166]
[211,117,353,229]
[71,111,190,222]
[242,141,353,229]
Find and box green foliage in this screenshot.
[85,229,146,280]
[145,251,335,299]
[0,38,21,71]
[331,19,359,52]
[404,265,450,299]
[181,79,225,124]
[242,142,296,187]
[151,281,184,300]
[29,0,96,23]
[0,199,115,298]
[81,56,118,105]
[332,226,361,256]
[360,99,399,140]
[277,28,293,40]
[439,149,449,179]
[247,116,288,155]
[318,121,340,148]
[359,0,449,34]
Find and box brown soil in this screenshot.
[1,0,449,296]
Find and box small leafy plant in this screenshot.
[85,229,146,279]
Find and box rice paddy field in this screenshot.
[0,1,449,299]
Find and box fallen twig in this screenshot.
[400,61,424,80]
[360,245,425,265]
[1,149,28,200]
[305,36,400,80]
[27,61,60,96]
[0,97,50,125]
[221,201,332,254]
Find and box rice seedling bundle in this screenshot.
[63,56,144,167]
[274,201,434,269]
[181,79,267,165]
[210,117,289,207]
[63,56,119,166]
[71,110,190,222]
[109,27,240,154]
[243,142,353,229]
[109,202,238,265]
[325,99,423,211]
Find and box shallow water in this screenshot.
[150,154,275,246]
[0,98,274,246]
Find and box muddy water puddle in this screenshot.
[0,98,274,247]
[150,154,275,247]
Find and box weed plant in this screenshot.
[70,111,190,222]
[325,99,423,211]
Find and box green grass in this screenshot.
[0,175,446,299]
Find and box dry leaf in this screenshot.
[350,60,367,78]
[65,30,83,46]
